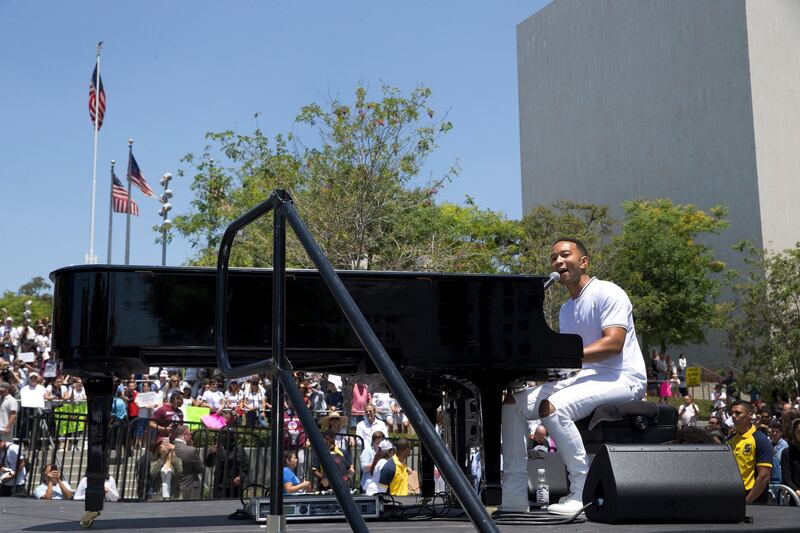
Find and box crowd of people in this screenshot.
[647,350,689,401]
[0,311,418,501]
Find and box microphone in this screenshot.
[543,271,561,290]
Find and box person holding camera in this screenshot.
[149,440,183,501]
[33,464,71,499]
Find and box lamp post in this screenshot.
[23,300,32,329]
[158,173,173,266]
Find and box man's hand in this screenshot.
[233,475,241,486]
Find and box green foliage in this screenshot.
[174,84,464,270]
[608,200,729,353]
[725,241,800,393]
[0,277,53,323]
[395,201,522,273]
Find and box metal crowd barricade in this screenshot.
[18,407,425,500]
[16,409,282,501]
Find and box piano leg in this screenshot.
[478,388,502,506]
[80,375,113,528]
[417,392,440,497]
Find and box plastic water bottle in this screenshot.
[536,468,549,508]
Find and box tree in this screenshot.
[173,84,458,270]
[397,199,521,273]
[0,277,53,324]
[608,199,728,354]
[725,242,800,394]
[517,202,616,327]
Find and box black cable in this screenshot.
[231,483,270,521]
[377,492,465,521]
[492,500,596,525]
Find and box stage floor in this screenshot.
[2,497,797,532]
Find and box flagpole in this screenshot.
[86,42,103,265]
[106,160,116,264]
[125,140,133,265]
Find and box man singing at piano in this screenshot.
[501,238,647,515]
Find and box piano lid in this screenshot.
[50,265,582,384]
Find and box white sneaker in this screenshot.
[556,493,573,504]
[547,497,585,516]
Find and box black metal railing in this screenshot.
[15,410,426,502]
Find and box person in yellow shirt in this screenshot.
[727,400,772,504]
[379,438,413,496]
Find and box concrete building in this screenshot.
[517,0,800,364]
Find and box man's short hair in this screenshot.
[0,382,9,392]
[768,420,783,431]
[731,400,753,413]
[168,391,183,403]
[707,429,726,442]
[395,438,411,452]
[174,424,191,437]
[552,238,589,258]
[676,426,714,444]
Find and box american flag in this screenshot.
[128,153,157,198]
[89,65,106,129]
[112,174,138,216]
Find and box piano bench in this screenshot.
[576,401,678,455]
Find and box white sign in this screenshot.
[43,360,59,378]
[19,352,35,363]
[135,391,161,407]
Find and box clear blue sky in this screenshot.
[0,0,550,294]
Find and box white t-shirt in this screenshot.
[559,278,647,383]
[0,394,18,435]
[34,479,73,499]
[356,418,389,448]
[367,458,390,495]
[242,386,265,411]
[74,476,120,501]
[224,390,242,408]
[201,390,225,410]
[69,386,87,402]
[371,393,395,418]
[20,384,47,408]
[678,403,699,426]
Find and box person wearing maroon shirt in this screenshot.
[149,391,184,443]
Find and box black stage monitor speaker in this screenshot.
[583,444,745,524]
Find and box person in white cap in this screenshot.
[502,239,646,516]
[365,438,395,496]
[20,373,47,409]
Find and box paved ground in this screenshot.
[0,497,797,533]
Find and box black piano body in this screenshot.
[50,264,582,504]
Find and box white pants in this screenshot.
[501,368,644,510]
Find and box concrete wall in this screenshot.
[516,0,800,364]
[518,0,764,260]
[746,0,800,253]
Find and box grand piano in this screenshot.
[50,264,582,500]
